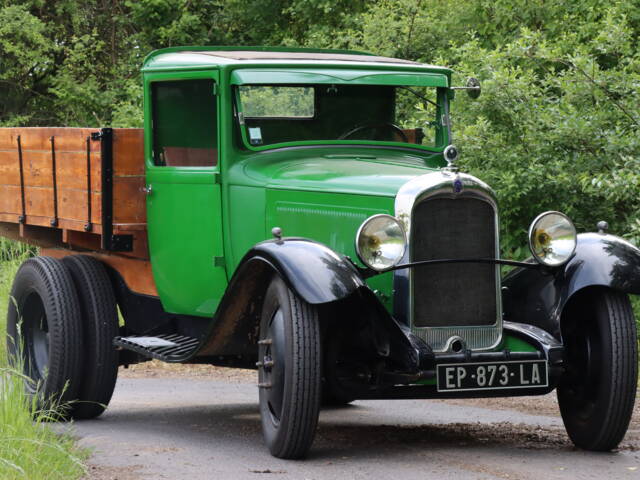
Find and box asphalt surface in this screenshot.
[58,373,640,480]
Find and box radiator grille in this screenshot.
[411,197,497,328]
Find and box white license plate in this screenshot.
[436,360,548,392]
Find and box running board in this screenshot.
[114,334,200,363]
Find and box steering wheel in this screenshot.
[338,122,409,142]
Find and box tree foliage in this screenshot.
[0,0,638,253]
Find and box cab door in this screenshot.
[144,71,227,316]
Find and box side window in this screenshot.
[152,79,218,167]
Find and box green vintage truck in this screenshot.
[2,47,639,459]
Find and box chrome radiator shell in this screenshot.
[394,171,502,352]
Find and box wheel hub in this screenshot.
[22,291,50,384]
[258,308,286,426]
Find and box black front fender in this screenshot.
[195,238,367,357]
[246,238,366,304]
[503,232,640,339]
[194,238,424,370]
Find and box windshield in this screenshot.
[236,84,447,150]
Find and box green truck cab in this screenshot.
[4,47,640,459]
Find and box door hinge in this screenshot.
[213,256,225,268]
[212,83,219,96]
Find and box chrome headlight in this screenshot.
[528,211,577,266]
[356,214,407,271]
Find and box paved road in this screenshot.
[59,376,640,480]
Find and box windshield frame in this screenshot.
[233,83,451,154]
[230,68,449,87]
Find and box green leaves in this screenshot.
[427,0,640,253]
[0,4,54,124]
[0,0,638,253]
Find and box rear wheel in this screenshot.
[6,257,83,416]
[258,276,321,459]
[558,288,637,451]
[62,255,119,419]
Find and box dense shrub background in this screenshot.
[1,0,639,255]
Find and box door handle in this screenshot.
[141,184,152,195]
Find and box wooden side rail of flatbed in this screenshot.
[0,127,155,295]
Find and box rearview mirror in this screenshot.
[452,77,481,99]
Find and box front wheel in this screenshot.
[258,276,321,459]
[558,288,638,451]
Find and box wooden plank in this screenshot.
[57,187,102,226]
[64,229,102,251]
[0,185,21,215]
[113,176,146,224]
[113,128,145,175]
[113,223,147,232]
[42,247,158,296]
[21,216,102,234]
[0,213,19,223]
[0,150,21,184]
[112,128,146,227]
[0,150,102,191]
[0,185,102,225]
[0,128,101,152]
[0,213,103,234]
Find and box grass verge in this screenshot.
[0,241,86,480]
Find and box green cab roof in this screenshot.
[230,69,448,87]
[142,46,452,77]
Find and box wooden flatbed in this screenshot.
[0,127,155,295]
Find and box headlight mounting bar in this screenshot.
[362,257,542,278]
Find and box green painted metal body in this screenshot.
[144,69,227,316]
[142,46,451,317]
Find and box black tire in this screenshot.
[62,255,119,419]
[258,276,321,459]
[557,288,638,451]
[6,256,84,416]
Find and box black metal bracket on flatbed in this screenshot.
[93,128,133,252]
[49,136,59,227]
[16,135,26,224]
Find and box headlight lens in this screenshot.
[356,214,407,271]
[528,211,577,266]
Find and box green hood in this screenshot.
[232,147,442,197]
[226,147,445,302]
